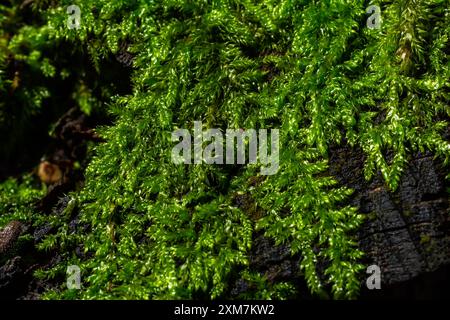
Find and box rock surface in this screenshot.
[0,221,24,255]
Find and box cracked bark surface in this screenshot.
[329,146,450,289]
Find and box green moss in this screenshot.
[0,0,449,300]
[0,176,44,228]
[420,234,431,244]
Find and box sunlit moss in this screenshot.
[0,0,449,300]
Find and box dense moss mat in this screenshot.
[0,0,449,299]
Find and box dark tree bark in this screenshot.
[329,145,449,298]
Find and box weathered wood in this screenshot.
[329,146,450,287]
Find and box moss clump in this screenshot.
[0,0,449,300]
[0,176,44,228]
